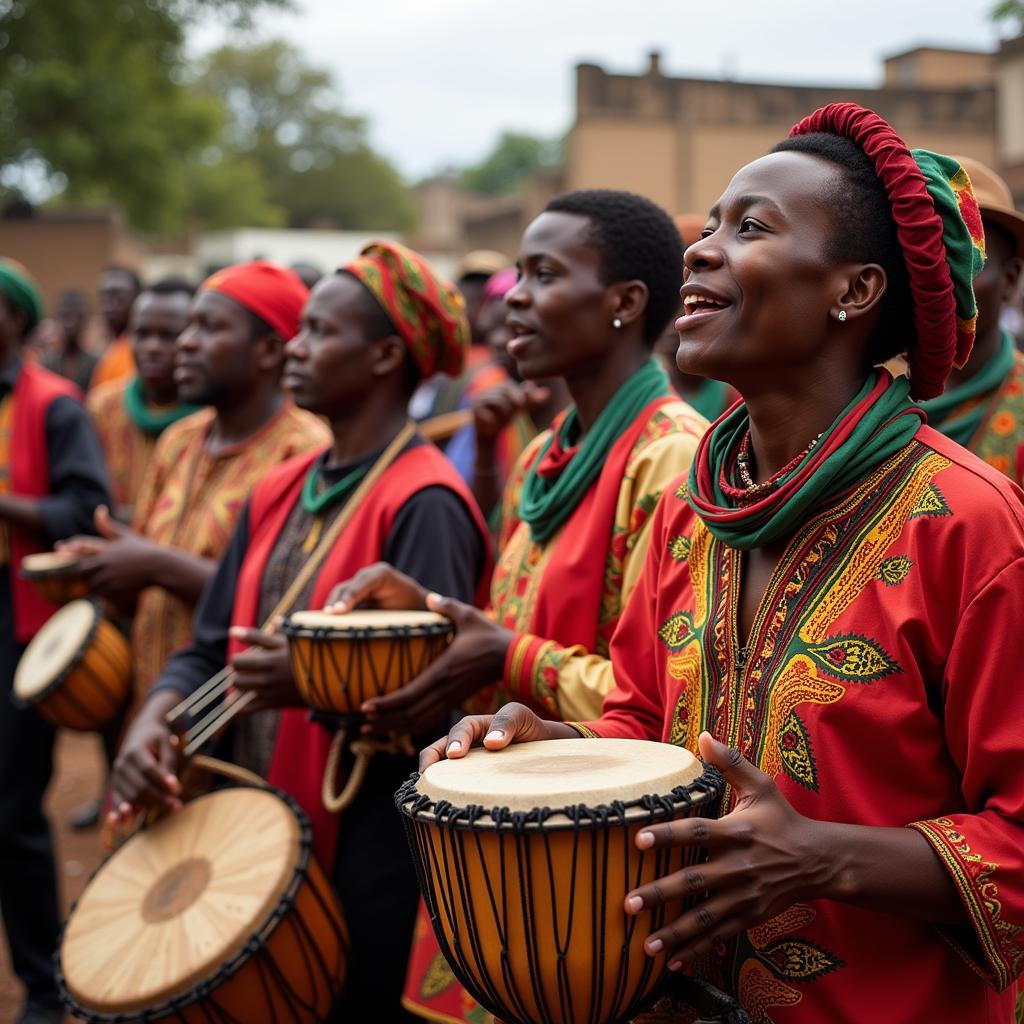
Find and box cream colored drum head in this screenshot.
[418,738,703,813]
[21,550,83,576]
[60,788,300,1014]
[286,609,452,634]
[13,599,96,702]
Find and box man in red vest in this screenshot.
[0,259,110,1024]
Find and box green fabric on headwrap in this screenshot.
[912,150,986,337]
[0,259,43,333]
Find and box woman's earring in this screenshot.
[837,310,847,322]
[612,318,623,329]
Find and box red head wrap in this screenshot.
[200,260,309,341]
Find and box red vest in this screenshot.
[9,361,82,642]
[228,442,491,863]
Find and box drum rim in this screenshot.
[395,762,724,833]
[55,783,336,1021]
[20,551,85,579]
[12,598,102,708]
[281,613,454,640]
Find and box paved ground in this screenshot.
[0,731,107,1024]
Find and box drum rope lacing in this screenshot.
[396,765,724,1024]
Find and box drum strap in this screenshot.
[320,728,415,814]
[169,420,419,755]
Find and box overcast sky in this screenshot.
[196,0,1006,180]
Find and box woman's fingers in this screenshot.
[642,898,744,968]
[634,814,729,851]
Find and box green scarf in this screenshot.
[519,358,671,543]
[687,377,728,422]
[301,460,371,515]
[687,372,924,550]
[918,330,1016,447]
[123,376,200,436]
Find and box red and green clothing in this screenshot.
[578,425,1024,1022]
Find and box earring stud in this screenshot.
[612,318,623,329]
[837,310,847,322]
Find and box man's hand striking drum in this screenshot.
[324,562,516,734]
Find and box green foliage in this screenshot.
[193,40,416,230]
[459,131,564,196]
[992,0,1024,32]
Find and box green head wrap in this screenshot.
[0,258,43,335]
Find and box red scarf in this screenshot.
[227,443,490,864]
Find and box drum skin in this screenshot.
[397,741,723,1024]
[283,611,452,716]
[21,552,89,605]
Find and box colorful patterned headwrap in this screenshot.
[789,103,986,400]
[343,241,469,379]
[0,258,43,334]
[201,260,309,341]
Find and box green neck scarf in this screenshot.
[301,460,371,515]
[686,371,924,550]
[519,358,671,544]
[919,330,1016,447]
[123,376,200,436]
[686,377,728,422]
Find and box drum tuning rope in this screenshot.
[166,421,418,755]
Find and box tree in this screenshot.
[0,0,290,232]
[459,132,564,197]
[193,40,417,231]
[992,0,1024,33]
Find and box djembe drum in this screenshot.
[281,609,453,716]
[21,550,89,604]
[13,599,131,730]
[397,738,723,1024]
[57,769,348,1023]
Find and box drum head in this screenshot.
[13,599,97,702]
[285,608,452,636]
[417,738,705,814]
[21,550,82,577]
[61,787,301,1015]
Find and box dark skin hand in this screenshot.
[324,563,514,735]
[422,704,966,971]
[228,625,305,712]
[0,494,49,535]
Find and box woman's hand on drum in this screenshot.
[323,562,429,615]
[59,506,161,599]
[419,702,579,771]
[359,593,515,735]
[108,690,184,824]
[229,627,304,711]
[624,732,835,972]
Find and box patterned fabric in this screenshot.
[0,258,42,332]
[585,424,1024,1022]
[789,104,985,400]
[344,241,469,379]
[90,335,135,390]
[0,393,11,566]
[129,403,328,702]
[201,260,309,341]
[404,397,708,1024]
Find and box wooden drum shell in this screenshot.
[21,552,89,605]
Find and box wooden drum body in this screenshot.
[58,785,348,1023]
[13,599,130,730]
[397,738,723,1024]
[282,609,453,716]
[21,550,89,604]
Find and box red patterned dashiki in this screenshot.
[130,403,329,703]
[580,425,1024,1023]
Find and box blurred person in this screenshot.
[90,265,142,389]
[86,278,200,523]
[42,289,97,391]
[290,260,324,290]
[920,157,1024,484]
[60,262,329,712]
[0,259,109,1024]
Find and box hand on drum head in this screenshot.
[624,732,834,972]
[323,562,429,615]
[359,592,515,735]
[418,702,579,771]
[108,690,184,825]
[229,627,305,711]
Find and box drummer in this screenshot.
[324,190,709,1023]
[422,106,1024,1021]
[0,259,110,1024]
[59,262,329,706]
[110,241,489,1023]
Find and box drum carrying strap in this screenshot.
[168,420,419,756]
[321,727,414,814]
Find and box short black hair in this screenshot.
[145,277,196,300]
[103,265,143,293]
[543,188,684,346]
[771,132,914,365]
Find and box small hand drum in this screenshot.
[281,609,453,717]
[397,738,723,1024]
[57,784,347,1023]
[13,599,131,731]
[21,550,89,605]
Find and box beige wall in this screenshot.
[884,49,993,88]
[997,56,1024,165]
